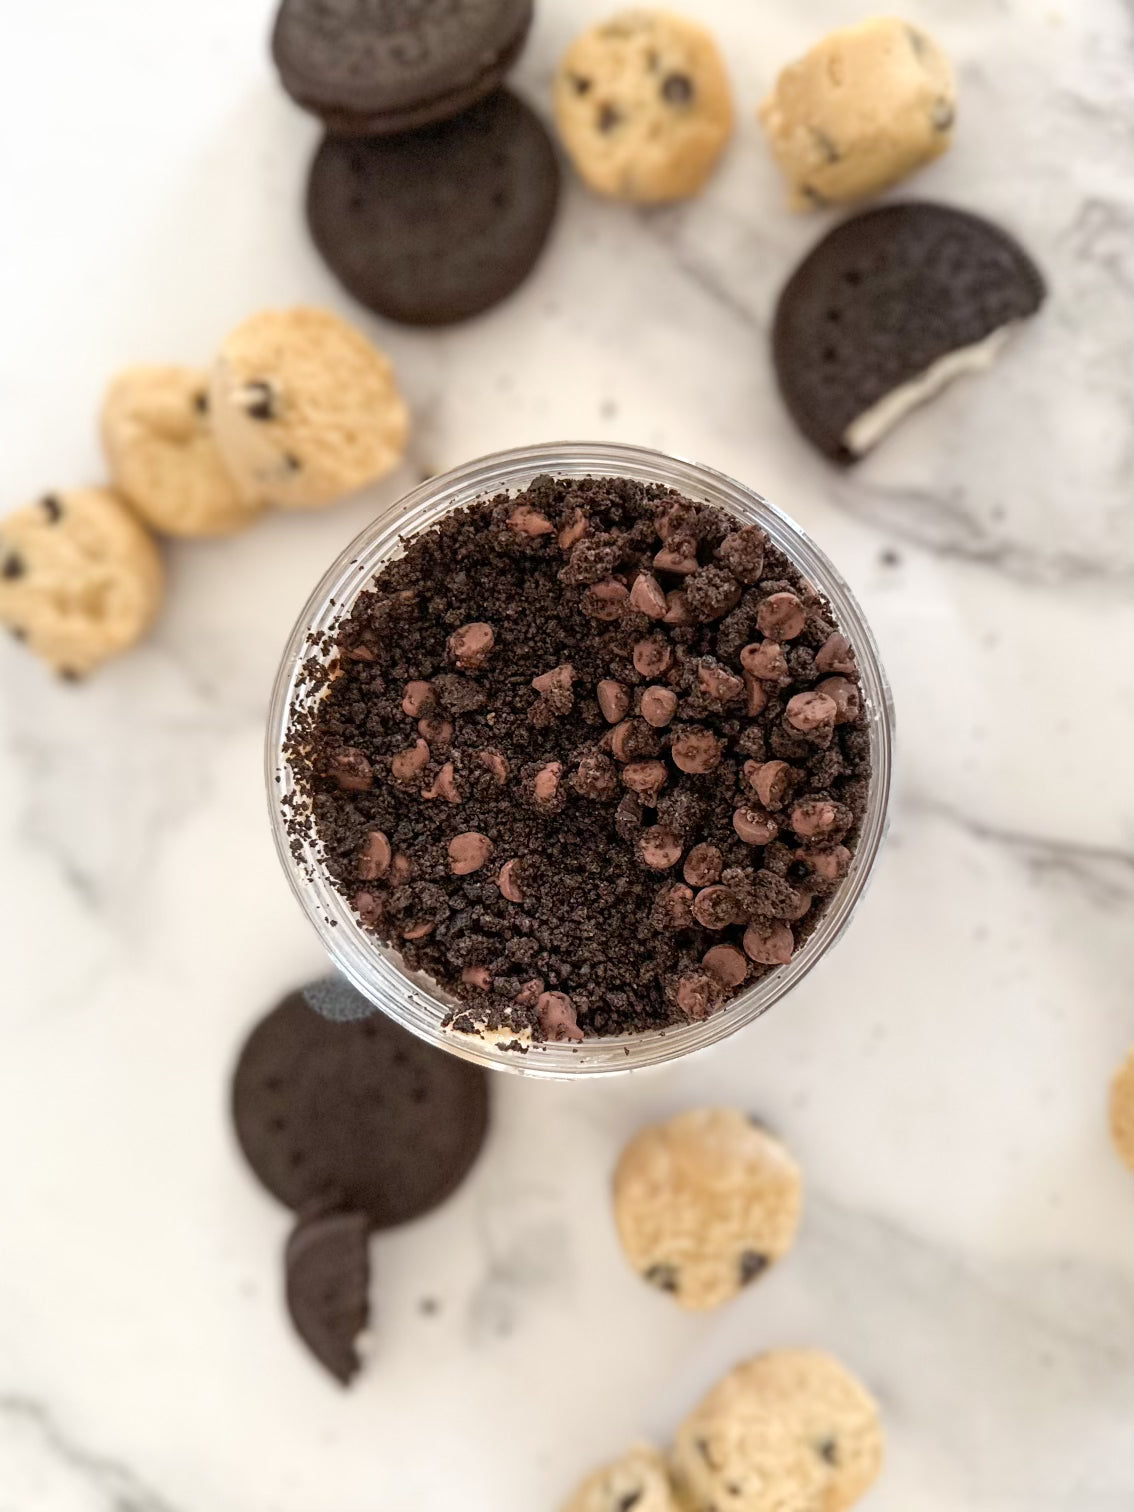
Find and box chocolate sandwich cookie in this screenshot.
[306,90,560,326]
[231,987,490,1226]
[272,0,533,135]
[285,1209,371,1385]
[772,202,1046,463]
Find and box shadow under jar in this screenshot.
[266,442,893,1078]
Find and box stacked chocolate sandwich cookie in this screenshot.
[272,0,560,324]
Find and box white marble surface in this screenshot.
[1,0,1132,1507]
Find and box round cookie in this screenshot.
[671,1350,884,1512]
[1109,1047,1134,1172]
[306,90,561,327]
[614,1109,801,1310]
[284,1209,370,1386]
[101,365,262,538]
[272,0,533,135]
[759,18,955,210]
[208,307,409,508]
[231,987,490,1228]
[0,488,163,676]
[554,10,733,204]
[773,203,1046,463]
[560,1443,679,1512]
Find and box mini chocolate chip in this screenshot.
[327,747,373,791]
[597,103,621,132]
[509,504,555,536]
[816,1437,839,1466]
[801,185,829,209]
[448,621,494,670]
[243,381,275,420]
[40,494,63,522]
[661,72,694,104]
[810,127,840,163]
[283,452,301,472]
[644,1262,679,1293]
[617,1494,643,1512]
[571,74,592,95]
[931,100,955,130]
[59,667,82,683]
[738,1250,768,1285]
[1,552,25,579]
[193,390,209,415]
[9,626,26,642]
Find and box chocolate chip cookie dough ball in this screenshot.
[554,10,733,204]
[671,1350,884,1512]
[759,17,955,209]
[208,307,409,509]
[101,365,262,537]
[272,0,533,136]
[560,1443,679,1512]
[0,489,163,676]
[1110,1048,1134,1172]
[613,1109,802,1310]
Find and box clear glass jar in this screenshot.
[266,442,893,1078]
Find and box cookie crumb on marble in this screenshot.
[0,487,163,676]
[554,10,733,204]
[1109,1047,1134,1172]
[759,17,955,209]
[614,1108,802,1309]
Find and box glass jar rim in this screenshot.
[265,441,894,1079]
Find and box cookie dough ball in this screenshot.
[0,489,163,676]
[561,1443,679,1512]
[554,10,733,204]
[672,1350,884,1512]
[758,18,955,210]
[101,365,263,537]
[614,1108,802,1310]
[209,307,410,509]
[1110,1048,1134,1172]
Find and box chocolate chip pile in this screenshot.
[285,474,871,1043]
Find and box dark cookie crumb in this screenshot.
[286,475,872,1041]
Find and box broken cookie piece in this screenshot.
[773,202,1045,462]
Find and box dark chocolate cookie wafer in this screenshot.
[772,202,1045,463]
[285,1209,371,1385]
[232,987,489,1226]
[272,0,533,135]
[306,90,560,326]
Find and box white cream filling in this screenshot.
[843,325,1016,456]
[447,1021,533,1050]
